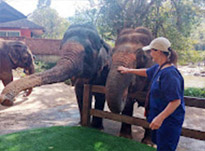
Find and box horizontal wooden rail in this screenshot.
[82,84,205,142]
[183,96,205,108]
[91,85,205,109]
[90,109,205,141]
[90,109,149,128]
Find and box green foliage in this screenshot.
[29,7,70,39]
[68,8,98,25]
[184,87,205,98]
[72,0,204,51]
[178,50,205,65]
[35,60,56,73]
[64,79,72,85]
[0,126,156,151]
[37,0,51,9]
[191,21,205,50]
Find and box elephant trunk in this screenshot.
[106,52,136,113]
[27,63,35,75]
[106,66,133,113]
[0,43,85,104]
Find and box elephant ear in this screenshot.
[97,41,111,72]
[8,41,24,65]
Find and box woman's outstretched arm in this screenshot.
[117,66,147,77]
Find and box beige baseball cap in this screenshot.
[142,37,171,52]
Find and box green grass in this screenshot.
[0,126,156,151]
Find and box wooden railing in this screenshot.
[82,84,205,141]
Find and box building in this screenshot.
[0,1,61,56]
[0,1,44,38]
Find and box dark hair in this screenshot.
[163,47,178,66]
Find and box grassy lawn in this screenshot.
[0,126,156,151]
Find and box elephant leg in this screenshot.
[119,97,135,139]
[141,128,154,146]
[91,92,105,129]
[74,80,84,124]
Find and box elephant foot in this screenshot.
[141,135,155,147]
[119,132,133,139]
[1,99,14,106]
[91,122,104,130]
[119,123,132,139]
[141,128,155,147]
[91,117,104,130]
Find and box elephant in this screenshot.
[105,27,154,142]
[0,23,112,129]
[0,39,35,105]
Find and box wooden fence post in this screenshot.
[82,84,92,126]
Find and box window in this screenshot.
[8,32,20,37]
[0,31,20,37]
[0,31,6,37]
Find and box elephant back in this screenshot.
[116,27,153,47]
[61,23,102,51]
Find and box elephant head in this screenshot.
[0,23,111,106]
[8,41,35,75]
[105,27,154,113]
[0,40,35,103]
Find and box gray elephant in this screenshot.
[0,39,35,105]
[105,27,154,142]
[0,23,111,129]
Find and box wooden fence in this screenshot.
[82,84,205,141]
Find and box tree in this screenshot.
[29,7,69,39]
[37,0,51,9]
[191,21,205,50]
[68,8,98,25]
[76,0,204,51]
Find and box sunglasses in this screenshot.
[151,48,158,51]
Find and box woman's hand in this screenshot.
[117,66,130,74]
[149,115,164,130]
[149,99,181,130]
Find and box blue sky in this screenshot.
[6,0,90,18]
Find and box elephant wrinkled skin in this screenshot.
[105,27,154,141]
[0,23,111,129]
[0,39,35,105]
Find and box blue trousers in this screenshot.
[151,121,182,151]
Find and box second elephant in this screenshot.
[105,27,154,140]
[0,39,35,105]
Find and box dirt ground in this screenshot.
[0,81,205,151]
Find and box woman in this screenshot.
[118,37,185,151]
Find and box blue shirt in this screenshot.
[146,64,185,125]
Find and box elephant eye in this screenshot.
[143,55,147,60]
[22,56,28,62]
